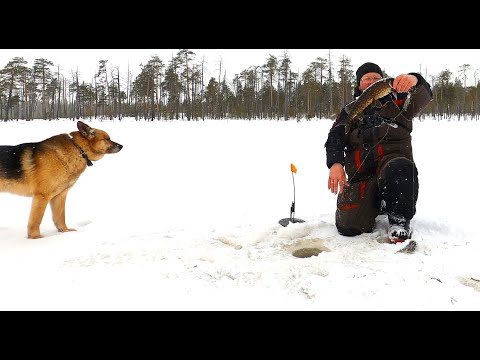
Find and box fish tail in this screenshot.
[345,122,350,134]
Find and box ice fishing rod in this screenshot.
[279,163,305,227]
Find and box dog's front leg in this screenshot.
[50,189,76,233]
[28,195,49,239]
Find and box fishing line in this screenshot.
[346,91,413,185]
[346,125,390,185]
[411,100,416,218]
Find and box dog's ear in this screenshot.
[77,121,96,139]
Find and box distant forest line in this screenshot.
[0,49,477,121]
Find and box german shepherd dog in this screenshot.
[0,121,122,239]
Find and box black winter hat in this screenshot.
[354,62,383,98]
[356,62,383,86]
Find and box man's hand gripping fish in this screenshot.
[344,77,396,134]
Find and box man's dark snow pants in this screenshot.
[335,157,419,237]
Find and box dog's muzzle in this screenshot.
[109,143,123,153]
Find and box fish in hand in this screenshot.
[344,77,396,134]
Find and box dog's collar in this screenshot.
[68,134,93,166]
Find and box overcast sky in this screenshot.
[1,49,479,85]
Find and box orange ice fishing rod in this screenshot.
[279,163,305,227]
